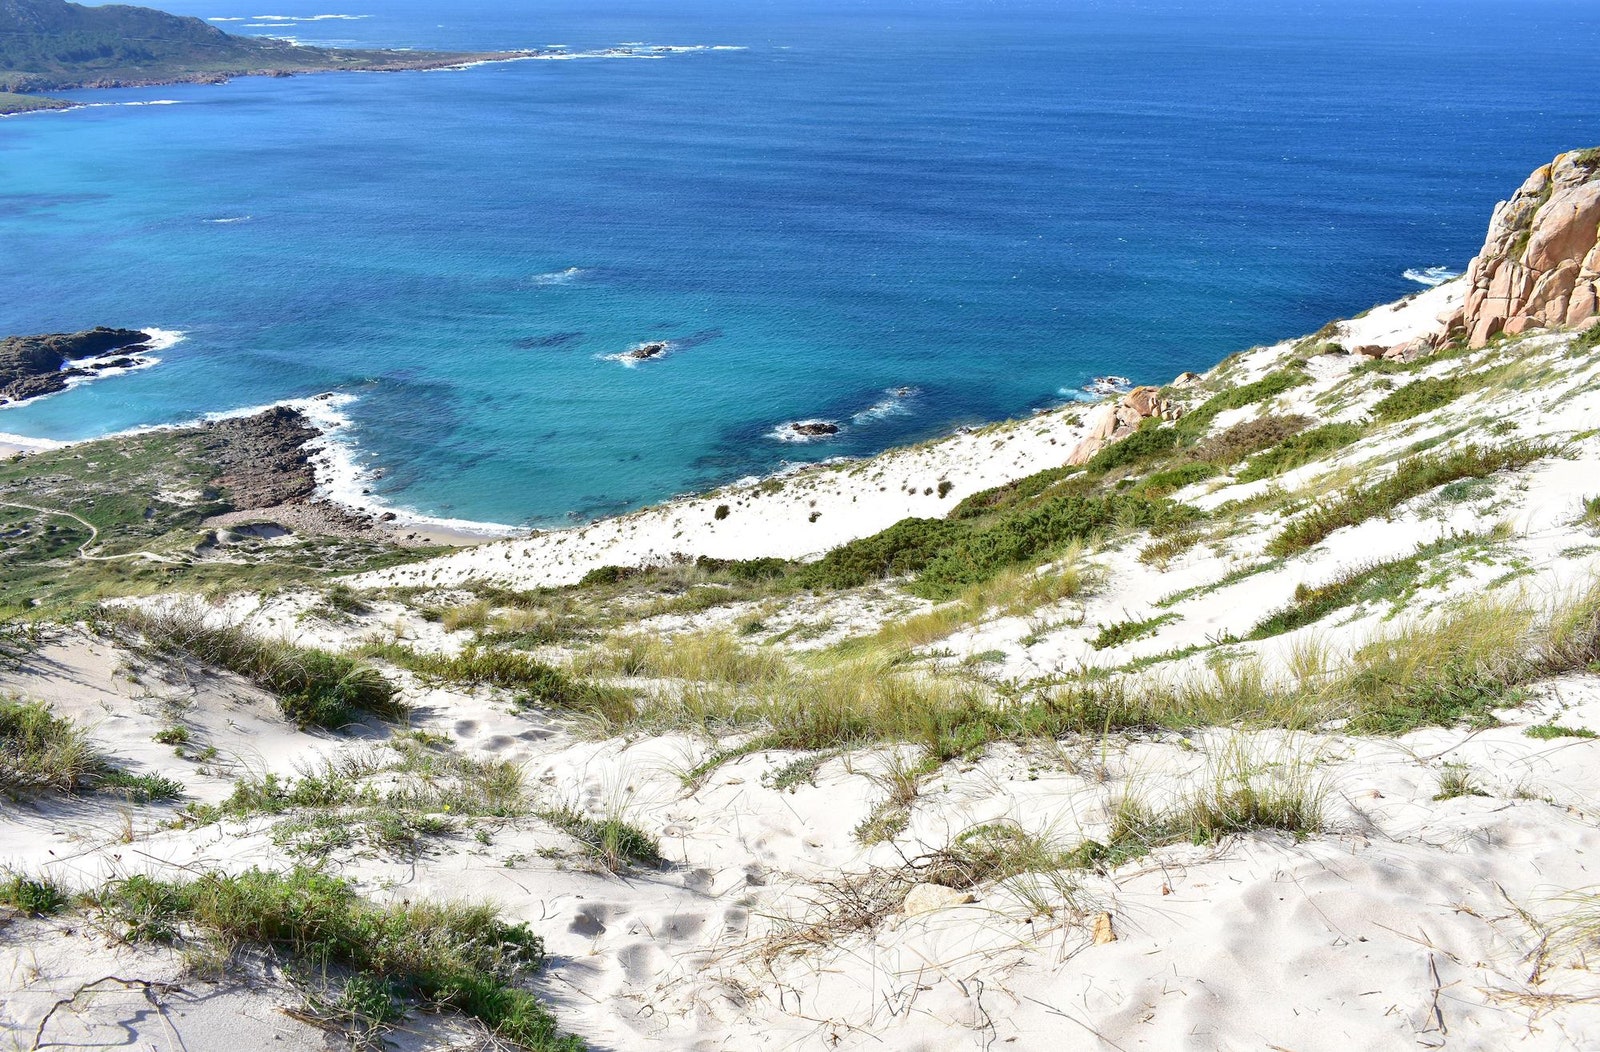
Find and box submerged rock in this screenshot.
[625,341,670,361]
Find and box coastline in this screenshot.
[350,279,1470,590]
[0,279,1467,564]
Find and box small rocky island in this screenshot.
[624,341,671,361]
[0,326,153,404]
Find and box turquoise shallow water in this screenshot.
[2,0,1598,526]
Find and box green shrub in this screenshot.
[792,517,967,590]
[910,494,1198,600]
[1574,323,1600,355]
[1237,422,1363,482]
[1175,370,1310,437]
[579,565,635,586]
[1370,375,1469,423]
[1136,462,1217,497]
[691,555,791,581]
[0,874,68,915]
[1082,419,1180,476]
[950,466,1079,520]
[713,504,730,520]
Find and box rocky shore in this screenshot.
[0,326,152,404]
[194,404,473,547]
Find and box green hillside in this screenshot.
[0,0,508,92]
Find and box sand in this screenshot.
[10,277,1600,1049]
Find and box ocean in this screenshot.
[3,0,1597,528]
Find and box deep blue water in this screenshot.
[2,0,1597,526]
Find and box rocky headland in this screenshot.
[1441,147,1600,347]
[0,326,152,404]
[0,0,531,100]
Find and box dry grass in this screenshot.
[867,546,1093,652]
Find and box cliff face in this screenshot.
[1442,148,1600,348]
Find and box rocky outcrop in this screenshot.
[788,421,840,438]
[203,405,321,510]
[1441,148,1600,348]
[1067,384,1184,465]
[0,326,150,404]
[625,341,669,361]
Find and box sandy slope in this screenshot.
[10,277,1600,1049]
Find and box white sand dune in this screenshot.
[9,278,1600,1049]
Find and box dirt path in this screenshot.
[0,501,181,564]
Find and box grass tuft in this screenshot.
[111,605,403,730]
[1268,443,1553,557]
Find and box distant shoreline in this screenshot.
[0,51,535,115]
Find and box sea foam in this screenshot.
[1404,266,1460,287]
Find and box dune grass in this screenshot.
[863,546,1093,653]
[186,744,527,857]
[540,806,663,871]
[2,696,185,802]
[1268,442,1554,557]
[78,867,581,1050]
[0,696,101,798]
[111,605,403,730]
[363,640,635,721]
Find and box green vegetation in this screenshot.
[0,873,67,915]
[1433,763,1489,801]
[1091,613,1177,650]
[1369,367,1512,424]
[112,606,403,730]
[2,696,187,801]
[1574,323,1600,355]
[1174,369,1310,437]
[79,867,581,1050]
[0,90,71,114]
[540,806,663,871]
[187,745,526,858]
[1525,724,1598,740]
[360,641,633,722]
[0,0,501,93]
[1249,530,1504,639]
[1237,422,1363,482]
[97,769,185,802]
[1268,443,1553,557]
[2,696,103,798]
[0,426,435,617]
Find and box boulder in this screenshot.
[1446,149,1600,348]
[903,883,975,916]
[1121,385,1163,417]
[1170,371,1202,388]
